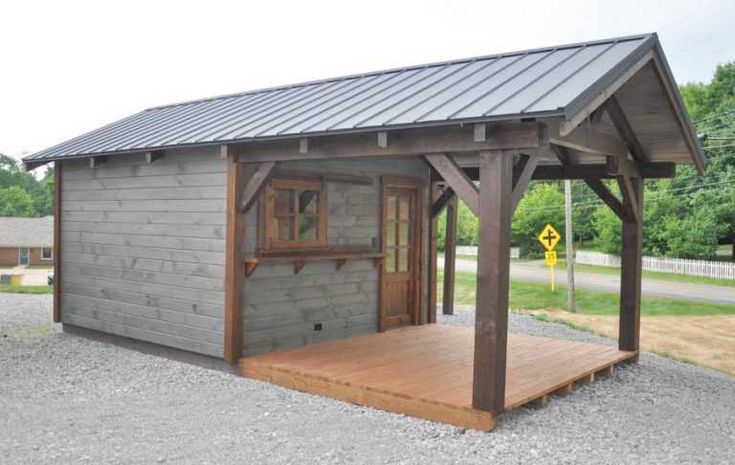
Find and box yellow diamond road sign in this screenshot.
[538,224,561,251]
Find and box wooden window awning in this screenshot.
[245,246,384,276]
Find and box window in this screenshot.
[261,178,326,250]
[42,247,53,260]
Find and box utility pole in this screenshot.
[564,180,576,313]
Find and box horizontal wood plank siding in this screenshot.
[243,158,430,356]
[59,148,227,358]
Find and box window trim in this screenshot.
[41,247,53,261]
[258,177,327,251]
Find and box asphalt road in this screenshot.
[449,258,735,305]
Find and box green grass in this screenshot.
[438,270,735,317]
[0,285,54,294]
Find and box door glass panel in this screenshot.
[398,222,409,246]
[398,196,410,221]
[386,195,396,220]
[385,247,396,272]
[398,247,409,272]
[385,221,396,247]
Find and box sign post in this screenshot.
[537,224,561,291]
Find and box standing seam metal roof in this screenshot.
[25,34,658,162]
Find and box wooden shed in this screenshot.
[24,33,704,431]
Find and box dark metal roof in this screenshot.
[26,34,661,163]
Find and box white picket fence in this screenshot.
[575,250,735,280]
[455,246,520,259]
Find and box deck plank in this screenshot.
[240,325,635,431]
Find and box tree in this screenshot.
[511,182,565,258]
[436,199,478,250]
[0,186,37,216]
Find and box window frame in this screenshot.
[259,177,327,251]
[41,247,53,261]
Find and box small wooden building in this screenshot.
[24,34,704,430]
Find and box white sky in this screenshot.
[1,0,733,162]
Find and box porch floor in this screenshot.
[239,324,635,431]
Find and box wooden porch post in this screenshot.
[618,178,643,355]
[472,150,513,414]
[224,147,246,363]
[442,194,458,315]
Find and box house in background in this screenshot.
[0,216,54,266]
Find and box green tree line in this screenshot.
[437,62,735,260]
[0,154,54,217]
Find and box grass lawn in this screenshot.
[438,270,735,316]
[0,285,54,294]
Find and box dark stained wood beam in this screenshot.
[443,195,458,316]
[510,154,538,213]
[619,178,643,356]
[606,156,641,178]
[236,122,546,163]
[272,168,373,186]
[550,123,628,157]
[428,182,441,324]
[604,95,649,162]
[53,162,62,323]
[473,150,512,414]
[238,161,277,214]
[617,175,640,223]
[424,154,479,216]
[442,162,675,182]
[585,179,624,220]
[431,185,455,218]
[224,146,246,363]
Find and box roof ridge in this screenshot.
[144,33,654,112]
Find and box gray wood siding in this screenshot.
[60,148,227,358]
[243,158,430,356]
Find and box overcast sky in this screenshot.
[1,0,733,162]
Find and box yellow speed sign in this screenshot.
[544,251,557,266]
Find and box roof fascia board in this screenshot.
[560,34,657,135]
[649,41,707,173]
[561,34,706,174]
[23,112,563,169]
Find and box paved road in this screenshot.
[448,258,735,305]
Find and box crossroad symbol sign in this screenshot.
[545,251,557,266]
[538,224,561,251]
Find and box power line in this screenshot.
[452,179,735,220]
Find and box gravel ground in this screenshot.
[1,294,734,465]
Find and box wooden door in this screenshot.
[381,186,420,329]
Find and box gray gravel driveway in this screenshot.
[1,293,734,464]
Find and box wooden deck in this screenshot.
[240,325,635,431]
